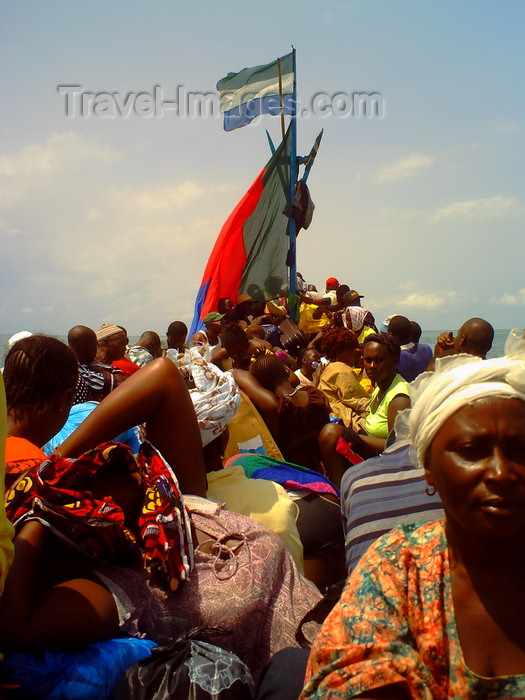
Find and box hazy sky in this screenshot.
[1,1,523,335]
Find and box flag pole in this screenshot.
[288,48,297,302]
[277,58,286,141]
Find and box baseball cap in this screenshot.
[343,290,364,305]
[325,277,339,290]
[204,312,225,324]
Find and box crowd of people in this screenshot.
[0,276,523,699]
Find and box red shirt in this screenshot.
[112,357,140,377]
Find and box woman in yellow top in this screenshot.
[319,333,410,485]
[318,328,371,431]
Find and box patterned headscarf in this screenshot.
[342,306,368,333]
[5,441,194,592]
[395,329,525,468]
[168,345,240,446]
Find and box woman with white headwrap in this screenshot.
[302,329,525,699]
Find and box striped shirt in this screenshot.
[340,443,444,574]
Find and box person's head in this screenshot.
[398,329,525,542]
[387,315,412,346]
[342,290,364,307]
[454,317,494,359]
[380,314,399,333]
[96,323,128,362]
[342,306,368,334]
[321,327,359,364]
[297,347,321,372]
[137,331,162,358]
[325,277,339,292]
[68,325,98,364]
[235,294,255,319]
[203,312,225,330]
[244,324,266,340]
[166,321,188,350]
[217,297,234,314]
[247,284,265,305]
[250,353,289,393]
[409,320,422,344]
[221,324,253,367]
[298,347,320,365]
[362,333,401,386]
[264,275,284,298]
[335,284,350,305]
[4,335,78,442]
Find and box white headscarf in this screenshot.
[167,344,240,446]
[394,329,525,468]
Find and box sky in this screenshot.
[0,1,523,336]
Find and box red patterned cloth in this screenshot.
[5,441,193,592]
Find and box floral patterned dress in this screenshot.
[301,521,525,699]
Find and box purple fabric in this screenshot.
[397,344,433,382]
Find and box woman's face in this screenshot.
[425,397,525,542]
[363,342,397,385]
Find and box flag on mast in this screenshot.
[189,126,292,336]
[217,51,294,131]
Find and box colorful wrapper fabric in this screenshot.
[5,441,194,592]
[225,453,339,498]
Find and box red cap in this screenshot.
[325,277,339,290]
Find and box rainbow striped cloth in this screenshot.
[225,453,339,498]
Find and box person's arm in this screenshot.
[189,330,206,345]
[307,331,324,349]
[350,393,410,457]
[387,395,411,433]
[232,369,280,438]
[59,358,207,496]
[0,521,119,652]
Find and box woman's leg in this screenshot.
[59,358,207,496]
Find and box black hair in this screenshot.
[363,332,401,361]
[167,321,188,336]
[387,315,412,345]
[250,353,288,392]
[4,335,78,419]
[409,320,422,343]
[221,324,250,353]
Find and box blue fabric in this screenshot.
[43,402,140,456]
[3,637,156,700]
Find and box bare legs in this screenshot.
[59,358,207,496]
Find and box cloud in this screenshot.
[397,290,476,310]
[376,154,434,183]
[0,132,248,331]
[493,288,525,306]
[0,132,122,209]
[493,121,521,135]
[433,195,518,221]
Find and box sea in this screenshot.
[0,329,513,367]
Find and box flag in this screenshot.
[189,126,292,337]
[217,51,295,132]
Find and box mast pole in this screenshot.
[288,48,297,301]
